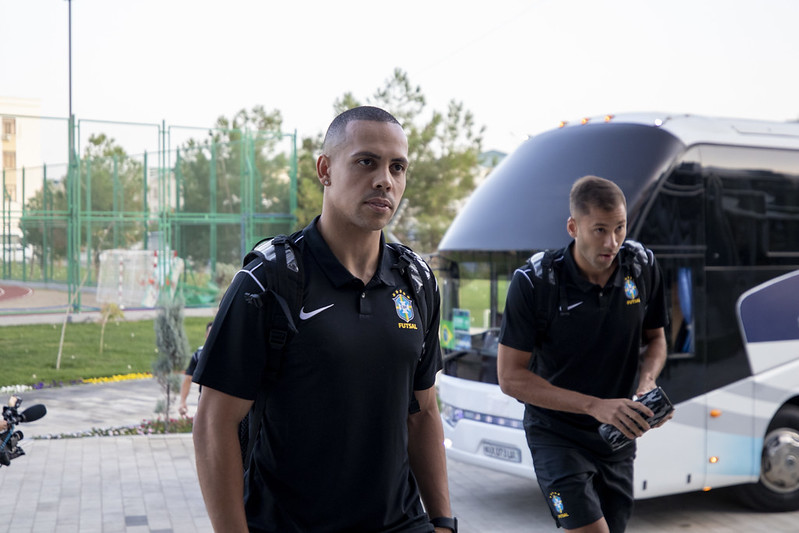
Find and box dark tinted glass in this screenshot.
[702,145,799,266]
[438,123,686,254]
[634,151,704,249]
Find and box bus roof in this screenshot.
[438,113,799,255]
[576,113,799,150]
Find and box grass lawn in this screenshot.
[458,278,510,329]
[0,316,211,388]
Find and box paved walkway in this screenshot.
[2,287,798,532]
[3,434,209,533]
[0,379,211,533]
[4,380,799,532]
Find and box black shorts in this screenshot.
[531,444,634,533]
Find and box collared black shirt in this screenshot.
[184,347,201,376]
[194,219,441,532]
[499,240,667,456]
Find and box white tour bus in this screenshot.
[436,113,799,511]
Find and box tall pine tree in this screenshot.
[153,294,191,431]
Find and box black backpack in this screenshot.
[237,231,437,468]
[526,240,653,347]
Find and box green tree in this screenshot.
[80,134,146,256]
[153,294,191,430]
[177,106,293,266]
[98,302,124,356]
[294,134,324,228]
[296,68,485,252]
[20,178,68,270]
[20,134,144,269]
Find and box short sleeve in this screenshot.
[192,263,270,400]
[498,268,539,353]
[184,349,200,376]
[643,254,669,331]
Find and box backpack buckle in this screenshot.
[268,328,289,350]
[244,292,264,309]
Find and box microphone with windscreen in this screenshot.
[1,396,47,467]
[19,404,47,423]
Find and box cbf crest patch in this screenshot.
[392,289,416,329]
[624,276,641,305]
[549,491,569,519]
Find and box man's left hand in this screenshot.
[635,380,673,429]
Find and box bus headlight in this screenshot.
[441,402,464,427]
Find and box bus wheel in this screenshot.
[736,404,799,511]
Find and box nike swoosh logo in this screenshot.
[299,304,335,320]
[566,301,584,311]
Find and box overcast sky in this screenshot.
[2,0,799,157]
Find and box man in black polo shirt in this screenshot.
[497,175,669,533]
[192,106,455,533]
[178,320,212,417]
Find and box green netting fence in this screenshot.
[1,115,297,313]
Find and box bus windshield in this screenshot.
[438,122,687,384]
[438,123,687,253]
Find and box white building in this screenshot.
[1,96,45,237]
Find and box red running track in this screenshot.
[0,284,33,301]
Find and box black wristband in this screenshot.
[431,516,458,532]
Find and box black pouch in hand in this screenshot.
[598,387,674,452]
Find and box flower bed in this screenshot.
[0,372,153,394]
[33,416,193,440]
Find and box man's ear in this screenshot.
[566,216,577,238]
[316,154,331,186]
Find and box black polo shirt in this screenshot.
[184,347,200,376]
[193,219,441,532]
[499,240,667,456]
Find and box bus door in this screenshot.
[633,159,711,497]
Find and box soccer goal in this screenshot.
[97,249,184,308]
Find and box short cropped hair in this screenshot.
[322,106,402,153]
[569,175,627,216]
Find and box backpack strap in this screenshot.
[388,242,434,337]
[526,249,565,348]
[239,230,305,468]
[387,241,436,415]
[245,234,303,356]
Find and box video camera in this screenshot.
[1,396,47,467]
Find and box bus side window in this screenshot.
[662,263,695,359]
[633,160,702,360]
[672,267,693,354]
[701,145,799,267]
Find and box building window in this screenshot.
[2,118,15,136]
[3,151,15,169]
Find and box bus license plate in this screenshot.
[482,442,522,463]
